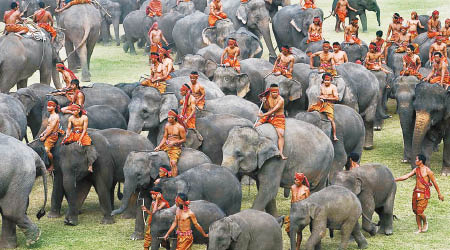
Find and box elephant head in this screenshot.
[10,88,39,115]
[127,86,178,134]
[292,201,324,230]
[331,171,362,195]
[213,67,250,97]
[293,8,324,38]
[226,28,263,59]
[208,217,242,250]
[265,75,302,104]
[340,42,369,63]
[295,111,332,138]
[222,127,279,174]
[181,54,207,73]
[202,19,235,48]
[362,0,381,27]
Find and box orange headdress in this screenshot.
[295,172,310,187]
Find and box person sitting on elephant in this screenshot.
[179,84,196,129]
[395,25,413,53]
[54,79,86,115]
[221,38,241,73]
[332,42,348,66]
[141,52,167,94]
[308,73,339,141]
[255,84,288,160]
[306,17,322,44]
[424,52,450,89]
[401,45,423,79]
[427,10,441,39]
[429,36,447,63]
[55,0,91,13]
[148,22,168,54]
[285,172,310,250]
[154,165,172,185]
[39,100,63,172]
[407,11,424,41]
[273,46,295,79]
[365,43,391,74]
[56,63,78,88]
[142,187,170,250]
[163,193,209,249]
[384,13,403,59]
[3,2,28,36]
[300,0,316,9]
[371,30,385,53]
[188,71,206,110]
[310,42,337,76]
[154,109,186,177]
[33,2,56,42]
[395,154,444,234]
[146,0,163,17]
[441,19,450,45]
[344,18,361,45]
[208,0,227,27]
[160,46,174,80]
[334,0,357,32]
[345,152,359,170]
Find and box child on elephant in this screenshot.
[424,52,450,89]
[401,45,423,79]
[154,165,172,185]
[141,187,170,250]
[208,0,227,27]
[221,38,241,72]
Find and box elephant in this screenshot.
[185,114,253,164]
[0,93,28,140]
[332,163,397,235]
[111,0,140,22]
[180,44,223,78]
[272,5,323,51]
[370,68,394,130]
[417,15,430,34]
[386,46,407,76]
[114,82,141,98]
[172,12,235,60]
[122,10,154,54]
[222,119,334,215]
[341,42,368,63]
[59,4,101,82]
[411,82,450,175]
[332,0,380,33]
[0,133,48,249]
[21,0,57,17]
[306,63,381,149]
[226,27,263,59]
[140,0,207,14]
[98,0,122,46]
[25,84,56,138]
[291,47,309,64]
[295,104,365,179]
[264,0,290,17]
[288,185,368,250]
[150,200,225,250]
[199,95,260,122]
[111,148,212,239]
[166,76,224,101]
[208,209,283,250]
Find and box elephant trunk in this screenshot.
[111,177,137,216]
[258,20,277,60]
[375,5,381,26]
[36,160,48,220]
[411,111,431,167]
[127,114,144,134]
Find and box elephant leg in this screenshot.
[289,223,300,250]
[52,65,63,89]
[251,160,283,213]
[39,56,52,85]
[113,18,120,46]
[265,198,278,216]
[76,43,90,82]
[93,179,114,224]
[49,170,64,218]
[65,39,77,72]
[0,70,18,93]
[330,142,347,180]
[63,175,80,226]
[351,222,368,249]
[305,228,323,250]
[122,192,138,219]
[360,195,376,235]
[441,130,450,176]
[360,12,368,32]
[17,79,28,89]
[75,179,92,212]
[128,38,137,55]
[363,120,374,150]
[0,216,17,249]
[378,189,395,235]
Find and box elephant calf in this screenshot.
[289,185,368,250]
[208,209,283,250]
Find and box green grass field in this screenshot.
[3,0,450,249]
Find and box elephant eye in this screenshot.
[224,77,230,82]
[235,151,243,158]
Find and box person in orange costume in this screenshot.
[344,18,361,45]
[221,38,241,72]
[4,2,28,35]
[179,84,196,129]
[55,0,91,12]
[208,0,227,27]
[141,187,170,250]
[307,17,322,43]
[300,0,316,9]
[146,0,162,17]
[427,10,441,39]
[33,2,56,41]
[424,52,450,89]
[39,100,64,172]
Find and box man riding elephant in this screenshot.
[179,84,196,129]
[273,46,294,79]
[424,52,450,89]
[401,45,423,79]
[407,11,424,41]
[39,100,63,172]
[188,71,206,110]
[146,0,162,17]
[310,41,337,76]
[345,18,361,45]
[384,13,403,59]
[427,10,441,39]
[221,38,241,72]
[141,52,167,94]
[56,0,91,12]
[208,0,227,27]
[334,0,357,32]
[3,2,28,35]
[33,2,56,42]
[307,16,322,44]
[365,42,391,74]
[56,62,77,88]
[300,0,316,9]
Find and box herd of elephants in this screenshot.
[0,0,449,249]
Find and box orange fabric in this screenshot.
[273,64,293,79]
[428,31,439,39]
[223,57,240,71]
[185,115,196,129]
[5,24,29,33]
[336,9,347,22]
[176,233,193,250]
[307,33,322,43]
[3,10,15,23]
[308,101,334,119]
[284,216,291,233]
[430,75,450,84]
[160,143,181,163]
[143,213,153,249]
[258,114,286,130]
[38,23,56,38]
[146,0,162,17]
[412,189,429,215]
[150,42,162,53]
[409,30,418,41]
[345,34,361,45]
[71,0,91,5]
[319,63,337,76]
[141,79,167,93]
[44,133,59,149]
[208,12,227,27]
[302,0,316,9]
[63,130,92,146]
[34,9,47,23]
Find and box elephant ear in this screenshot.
[308,202,323,220]
[236,4,248,24]
[444,92,450,120]
[205,59,218,79]
[159,93,178,122]
[289,80,303,101]
[237,74,250,98]
[257,136,280,169]
[226,217,242,241]
[202,27,216,46]
[334,76,346,102]
[355,177,363,194]
[148,153,160,180]
[185,128,203,149]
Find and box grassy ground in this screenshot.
[3,0,450,249]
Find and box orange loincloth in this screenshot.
[44,133,59,149]
[412,188,429,215]
[400,69,423,79]
[430,75,450,84]
[345,34,361,45]
[208,12,227,27]
[258,114,286,130]
[62,130,92,146]
[365,62,383,71]
[307,33,322,43]
[223,57,240,71]
[319,63,337,76]
[427,31,439,39]
[5,24,29,34]
[409,30,418,41]
[141,79,167,93]
[160,143,181,163]
[176,231,193,250]
[150,42,162,53]
[195,98,205,110]
[146,0,162,17]
[273,64,293,79]
[284,216,291,233]
[185,115,195,129]
[302,0,316,9]
[308,101,334,120]
[38,23,56,38]
[336,9,347,22]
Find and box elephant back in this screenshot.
[166,75,224,101]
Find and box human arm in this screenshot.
[418,20,424,29]
[154,125,168,150]
[386,25,392,40]
[40,117,58,140]
[197,86,206,104]
[343,52,348,63]
[428,170,444,201]
[440,63,447,84]
[310,52,319,68]
[190,212,208,237]
[262,98,284,117]
[424,67,435,81]
[273,55,281,71]
[288,56,294,73]
[65,117,73,138]
[346,2,357,12]
[220,48,227,64]
[308,24,313,40]
[429,45,434,61]
[395,169,415,181]
[161,33,168,45]
[76,92,85,107]
[163,213,178,240]
[77,116,88,145]
[416,56,421,71]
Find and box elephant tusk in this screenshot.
[289,19,301,33]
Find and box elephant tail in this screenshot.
[36,162,48,220]
[117,182,123,200]
[63,23,91,62]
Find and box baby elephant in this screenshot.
[289,185,368,250]
[208,209,283,250]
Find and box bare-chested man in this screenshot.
[395,25,412,53]
[179,84,196,129]
[427,10,441,39]
[371,30,385,53]
[163,193,208,250]
[424,52,450,89]
[401,45,422,79]
[160,46,174,80]
[385,13,403,59]
[221,38,241,72]
[148,22,168,54]
[332,42,348,66]
[285,172,310,250]
[56,63,77,88]
[429,36,447,63]
[366,43,390,74]
[395,155,444,233]
[255,84,287,159]
[344,18,361,45]
[208,0,227,27]
[345,153,360,170]
[407,11,424,41]
[141,52,167,93]
[55,0,91,12]
[142,187,170,250]
[39,100,62,172]
[33,2,56,41]
[53,79,86,115]
[308,73,339,141]
[442,19,450,46]
[307,17,322,43]
[188,72,206,110]
[300,0,316,9]
[154,109,186,177]
[273,46,295,79]
[334,0,356,32]
[310,42,337,76]
[3,2,28,35]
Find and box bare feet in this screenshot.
[422,222,428,232]
[47,165,54,173]
[333,137,339,141]
[280,154,288,160]
[414,229,422,234]
[88,165,93,173]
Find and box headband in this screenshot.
[228,38,237,46]
[67,104,81,111]
[180,84,191,92]
[150,53,159,58]
[160,167,171,175]
[369,43,376,49]
[332,44,340,48]
[269,87,279,93]
[168,110,178,117]
[295,172,310,187]
[323,74,332,81]
[47,100,57,107]
[323,43,331,49]
[436,36,443,41]
[281,47,291,53]
[352,19,358,24]
[432,10,439,16]
[176,196,190,211]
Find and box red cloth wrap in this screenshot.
[56,63,77,80]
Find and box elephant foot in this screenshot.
[47,210,61,218]
[357,239,368,249]
[130,231,144,240]
[378,225,393,235]
[441,167,450,176]
[101,216,115,224]
[0,239,17,249]
[401,159,410,164]
[64,217,78,226]
[363,144,373,150]
[374,126,382,131]
[22,226,41,246]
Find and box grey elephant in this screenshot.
[332,0,380,32]
[150,200,225,250]
[272,5,323,51]
[24,84,55,138]
[0,133,48,248]
[386,46,406,76]
[295,104,365,179]
[21,0,57,16]
[122,10,154,54]
[341,42,368,63]
[166,76,224,101]
[222,119,334,215]
[370,68,394,130]
[208,209,283,250]
[226,27,263,59]
[59,4,101,82]
[332,163,396,235]
[0,93,28,140]
[140,0,207,14]
[200,95,260,122]
[111,148,212,239]
[112,0,140,22]
[289,185,368,250]
[180,44,223,78]
[98,0,121,45]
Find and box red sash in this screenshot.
[415,168,431,199]
[403,55,416,69]
[179,91,192,128]
[34,9,46,23]
[4,10,15,23]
